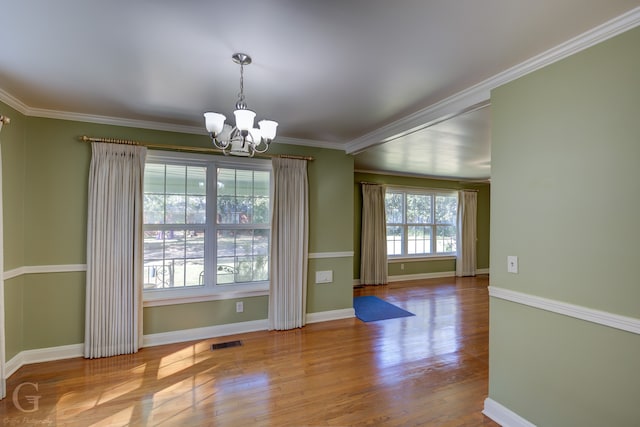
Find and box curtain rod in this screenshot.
[0,115,10,124]
[79,136,313,161]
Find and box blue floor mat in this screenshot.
[353,296,415,322]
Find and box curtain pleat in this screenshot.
[456,190,477,277]
[360,184,388,285]
[269,158,308,330]
[84,143,146,358]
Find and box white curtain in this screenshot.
[360,183,388,285]
[456,190,477,277]
[0,142,6,399]
[85,143,146,358]
[269,158,308,330]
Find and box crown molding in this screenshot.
[346,96,490,155]
[345,6,640,154]
[0,94,339,150]
[275,136,346,151]
[355,167,491,182]
[33,107,208,135]
[0,87,30,115]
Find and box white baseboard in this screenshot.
[388,271,456,282]
[483,398,536,427]
[306,308,355,323]
[353,268,489,286]
[143,319,269,347]
[5,343,84,378]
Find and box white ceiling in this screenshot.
[1,1,639,180]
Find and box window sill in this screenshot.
[388,255,456,263]
[143,283,269,307]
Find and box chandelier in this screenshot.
[204,53,278,157]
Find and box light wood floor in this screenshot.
[2,275,498,426]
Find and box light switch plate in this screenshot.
[507,256,518,274]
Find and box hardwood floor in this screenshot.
[1,275,498,426]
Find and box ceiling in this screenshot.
[1,1,639,180]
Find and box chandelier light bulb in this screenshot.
[234,109,256,132]
[258,120,278,141]
[204,112,225,135]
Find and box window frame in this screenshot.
[385,187,458,260]
[143,150,272,307]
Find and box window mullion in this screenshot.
[403,193,408,256]
[205,163,217,287]
[183,168,188,287]
[430,194,436,253]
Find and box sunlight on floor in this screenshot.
[157,345,199,380]
[56,391,101,416]
[96,377,143,405]
[89,405,135,427]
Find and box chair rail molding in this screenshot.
[489,286,640,335]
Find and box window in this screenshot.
[385,188,457,257]
[142,151,271,302]
[215,168,270,285]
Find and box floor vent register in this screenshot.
[211,340,243,350]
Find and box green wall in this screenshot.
[353,171,490,280]
[2,101,27,360]
[490,26,640,426]
[2,110,354,352]
[307,257,353,313]
[144,296,269,335]
[4,278,23,360]
[23,272,85,349]
[2,103,26,271]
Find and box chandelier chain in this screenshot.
[237,62,246,108]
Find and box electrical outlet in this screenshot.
[401,263,404,270]
[236,301,244,313]
[315,270,333,284]
[507,256,518,274]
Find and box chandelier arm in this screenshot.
[210,134,229,150]
[252,139,270,154]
